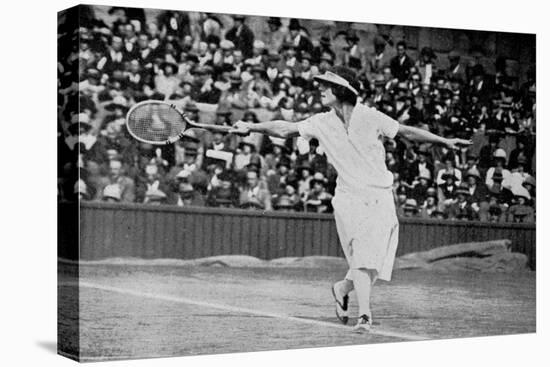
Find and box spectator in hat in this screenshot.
[225,15,255,59]
[446,183,476,220]
[468,64,492,103]
[287,18,313,56]
[435,154,462,186]
[485,148,511,187]
[460,151,480,180]
[234,140,262,171]
[487,196,506,223]
[303,172,333,213]
[273,184,301,212]
[390,41,414,82]
[507,155,533,192]
[136,163,169,203]
[263,136,291,171]
[296,161,315,198]
[206,170,239,208]
[79,68,105,96]
[416,47,437,85]
[506,187,534,223]
[394,185,409,216]
[437,172,459,207]
[342,32,366,72]
[245,40,267,66]
[266,156,292,195]
[260,17,286,52]
[446,50,466,83]
[478,134,501,170]
[487,170,514,208]
[368,36,394,77]
[312,36,335,65]
[101,183,122,203]
[464,167,490,221]
[402,198,420,218]
[410,171,433,205]
[192,65,221,103]
[96,35,127,73]
[169,179,205,207]
[238,168,272,210]
[508,137,532,174]
[95,158,135,203]
[135,33,156,69]
[144,187,168,205]
[420,187,440,219]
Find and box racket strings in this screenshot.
[127,102,186,143]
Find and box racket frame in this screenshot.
[125,100,235,145]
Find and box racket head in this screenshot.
[125,100,187,145]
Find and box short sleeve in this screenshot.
[296,114,321,141]
[370,107,399,139]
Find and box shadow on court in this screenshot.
[58,260,535,361]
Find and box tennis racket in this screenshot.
[126,100,240,145]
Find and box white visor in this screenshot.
[314,71,359,95]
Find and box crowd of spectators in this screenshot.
[58,6,536,223]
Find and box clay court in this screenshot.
[58,257,536,362]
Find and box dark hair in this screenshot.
[396,40,407,49]
[327,66,359,105]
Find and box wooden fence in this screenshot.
[58,202,536,269]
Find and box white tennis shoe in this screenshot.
[331,283,349,324]
[352,314,372,333]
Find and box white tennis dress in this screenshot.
[297,104,400,281]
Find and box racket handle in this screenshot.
[165,132,185,145]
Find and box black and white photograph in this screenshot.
[55,1,538,363]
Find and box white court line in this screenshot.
[72,281,429,342]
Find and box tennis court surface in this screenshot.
[58,257,535,362]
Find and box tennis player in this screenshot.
[230,66,471,332]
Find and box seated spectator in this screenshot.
[420,187,440,219]
[102,184,122,203]
[238,168,272,210]
[445,183,476,221]
[273,184,301,212]
[266,157,291,195]
[303,172,333,213]
[487,171,514,208]
[487,194,507,223]
[464,167,490,221]
[486,148,512,187]
[435,155,462,186]
[394,185,409,216]
[136,163,169,203]
[94,158,136,203]
[437,172,458,207]
[410,171,433,204]
[234,140,261,171]
[169,179,205,207]
[144,187,168,205]
[507,187,534,223]
[296,161,314,198]
[206,170,239,208]
[402,198,420,218]
[507,156,532,192]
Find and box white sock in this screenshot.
[351,268,377,318]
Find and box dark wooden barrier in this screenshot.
[69,202,536,269]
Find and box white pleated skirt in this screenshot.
[332,186,399,281]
